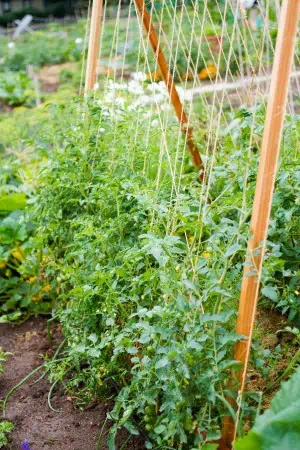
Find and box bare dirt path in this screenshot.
[0,317,144,450]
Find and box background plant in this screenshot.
[0,146,54,322]
[0,72,35,107]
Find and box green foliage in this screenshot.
[219,108,300,322]
[31,90,298,448]
[0,21,86,72]
[260,124,300,324]
[0,72,35,106]
[0,421,13,448]
[0,88,76,151]
[0,2,289,80]
[0,151,53,322]
[234,366,300,450]
[34,99,245,448]
[0,4,298,446]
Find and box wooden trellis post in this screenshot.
[134,0,205,177]
[85,0,103,94]
[222,0,300,446]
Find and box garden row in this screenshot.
[0,72,299,447]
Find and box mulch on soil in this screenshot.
[0,317,145,450]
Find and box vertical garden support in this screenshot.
[85,0,103,93]
[223,0,300,446]
[134,0,205,176]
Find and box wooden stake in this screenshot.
[223,0,300,446]
[134,0,205,176]
[85,0,103,93]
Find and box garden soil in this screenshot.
[0,317,145,450]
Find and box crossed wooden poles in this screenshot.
[84,0,300,448]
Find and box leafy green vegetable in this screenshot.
[0,72,34,106]
[0,193,27,212]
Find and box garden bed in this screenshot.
[1,317,145,450]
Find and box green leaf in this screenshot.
[154,424,166,434]
[88,333,98,344]
[234,432,263,450]
[183,279,198,291]
[202,444,219,450]
[261,285,278,302]
[155,356,169,369]
[127,346,138,354]
[107,426,117,450]
[187,339,203,350]
[106,317,115,327]
[224,243,241,258]
[139,332,150,344]
[88,348,100,358]
[73,344,86,353]
[124,420,139,435]
[0,193,27,211]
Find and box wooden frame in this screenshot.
[85,0,103,94]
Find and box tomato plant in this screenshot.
[30,86,299,448]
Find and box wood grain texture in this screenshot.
[134,0,204,176]
[85,0,103,93]
[223,0,300,446]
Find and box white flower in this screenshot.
[147,82,166,94]
[128,104,137,112]
[157,81,167,92]
[101,108,110,117]
[151,119,159,128]
[104,91,115,104]
[128,80,144,95]
[107,80,127,91]
[143,111,153,119]
[160,103,172,111]
[75,37,83,45]
[8,42,15,49]
[115,109,123,116]
[132,72,147,82]
[115,97,125,108]
[93,82,99,90]
[110,109,123,121]
[240,0,257,9]
[98,128,105,133]
[132,94,151,108]
[152,93,165,104]
[175,86,190,103]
